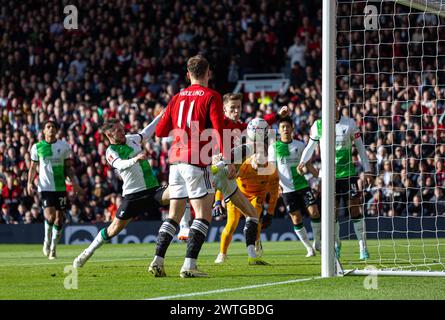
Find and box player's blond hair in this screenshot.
[223,92,243,106]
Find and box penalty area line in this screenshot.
[146,276,322,300]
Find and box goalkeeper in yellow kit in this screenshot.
[214,118,279,264]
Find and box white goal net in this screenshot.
[335,0,445,275]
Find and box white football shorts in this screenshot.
[169,163,215,199]
[211,161,238,202]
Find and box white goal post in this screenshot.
[321,0,445,277]
[321,0,337,278]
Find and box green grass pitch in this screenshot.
[1,240,444,300]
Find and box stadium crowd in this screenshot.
[1,0,445,225]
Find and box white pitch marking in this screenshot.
[146,276,322,300]
[0,257,149,267]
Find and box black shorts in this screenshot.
[41,191,68,211]
[336,176,360,205]
[116,186,167,220]
[282,188,317,213]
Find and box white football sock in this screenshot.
[44,220,53,244]
[182,257,197,270]
[335,220,341,246]
[247,245,257,258]
[311,220,321,246]
[50,224,62,250]
[180,202,191,229]
[294,225,313,251]
[153,255,164,266]
[353,218,367,251]
[85,232,106,255]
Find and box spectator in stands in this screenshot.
[16,203,27,224]
[104,194,119,223]
[1,172,21,216]
[382,160,393,186]
[429,187,445,216]
[23,211,33,224]
[406,194,425,217]
[435,157,445,187]
[289,62,306,89]
[1,204,17,224]
[366,180,384,217]
[67,204,83,224]
[0,204,7,224]
[29,205,43,223]
[286,36,306,69]
[421,176,435,209]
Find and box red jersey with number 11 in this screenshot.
[155,84,224,167]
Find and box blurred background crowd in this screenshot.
[1,0,445,225]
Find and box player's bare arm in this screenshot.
[353,129,373,187]
[305,161,319,178]
[139,109,165,141]
[27,161,38,196]
[298,138,319,175]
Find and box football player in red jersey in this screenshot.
[149,55,237,278]
[222,92,284,133]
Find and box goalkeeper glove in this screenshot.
[212,200,224,218]
[261,213,273,230]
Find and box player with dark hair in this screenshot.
[268,116,321,257]
[28,120,82,259]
